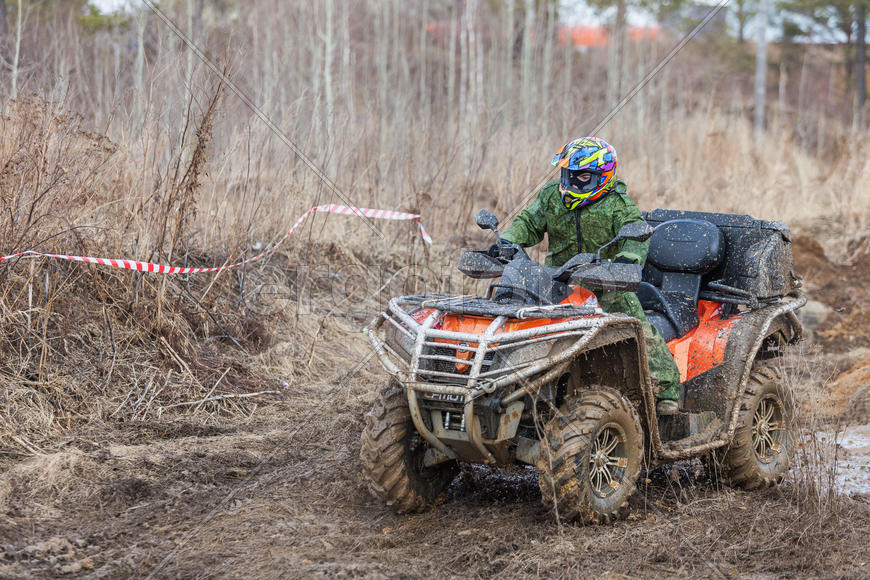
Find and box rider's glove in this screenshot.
[613,256,635,265]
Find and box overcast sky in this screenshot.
[91,1,817,43]
[90,0,645,26]
[92,0,137,12]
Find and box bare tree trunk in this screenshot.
[754,0,768,146]
[261,9,274,110]
[540,0,556,131]
[341,4,353,127]
[561,17,574,136]
[502,0,516,121]
[376,1,389,189]
[520,0,534,128]
[842,29,854,91]
[446,4,457,114]
[311,4,323,154]
[797,50,808,146]
[394,0,408,101]
[133,8,148,120]
[185,0,195,105]
[606,0,626,106]
[856,2,867,128]
[459,0,471,139]
[777,61,787,135]
[736,0,748,44]
[10,0,21,99]
[473,1,484,129]
[0,0,7,55]
[110,30,120,107]
[817,68,833,159]
[418,0,429,124]
[322,0,335,148]
[135,10,146,104]
[459,2,467,119]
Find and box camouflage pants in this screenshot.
[595,290,682,401]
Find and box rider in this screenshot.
[499,137,681,415]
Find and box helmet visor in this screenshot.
[560,169,601,196]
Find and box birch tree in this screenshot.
[856,1,867,126]
[322,0,335,147]
[0,0,7,56]
[134,7,146,119]
[10,0,21,99]
[754,0,768,145]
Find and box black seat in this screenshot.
[637,283,679,341]
[638,219,725,340]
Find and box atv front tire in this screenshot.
[360,382,458,513]
[538,387,643,525]
[705,363,794,489]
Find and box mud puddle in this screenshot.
[832,424,870,495]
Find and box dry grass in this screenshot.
[775,344,844,516]
[0,96,282,456]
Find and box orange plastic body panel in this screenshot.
[412,285,598,336]
[411,291,739,385]
[411,287,598,373]
[665,300,740,383]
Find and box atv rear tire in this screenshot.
[705,363,794,490]
[360,382,458,513]
[538,387,643,525]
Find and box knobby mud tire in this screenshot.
[538,387,643,525]
[360,382,458,513]
[705,363,795,490]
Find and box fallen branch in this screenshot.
[194,367,231,414]
[157,389,279,412]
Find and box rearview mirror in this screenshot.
[475,209,500,233]
[616,221,655,242]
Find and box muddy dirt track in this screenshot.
[3,397,869,578]
[2,238,870,578]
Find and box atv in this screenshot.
[361,208,805,524]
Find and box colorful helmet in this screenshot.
[551,137,618,210]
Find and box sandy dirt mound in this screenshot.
[792,235,870,354]
[826,354,870,425]
[792,236,843,288]
[822,307,870,352]
[824,356,870,417]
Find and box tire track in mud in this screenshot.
[3,393,870,578]
[0,421,325,577]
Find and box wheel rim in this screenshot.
[752,394,785,463]
[588,423,629,498]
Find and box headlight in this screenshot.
[490,341,554,372]
[385,323,415,362]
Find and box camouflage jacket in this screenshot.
[501,179,649,268]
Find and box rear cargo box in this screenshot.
[642,209,799,299]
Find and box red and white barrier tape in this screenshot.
[0,204,432,275]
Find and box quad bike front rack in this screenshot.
[366,295,649,464]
